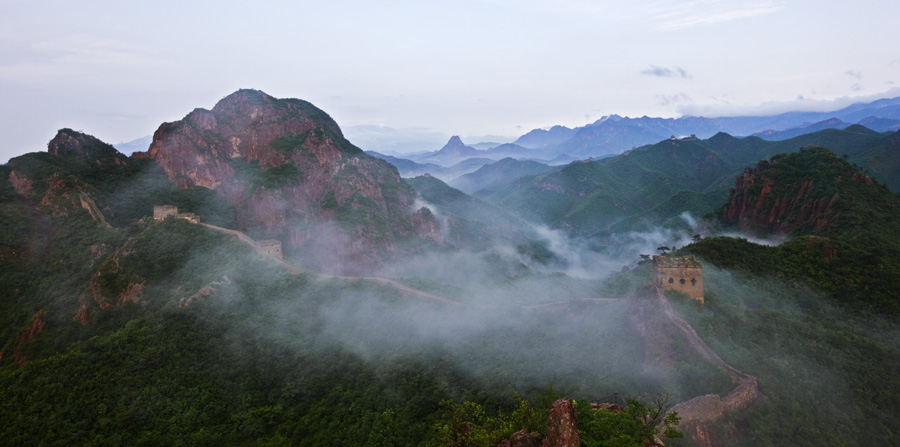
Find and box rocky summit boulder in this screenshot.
[543,399,580,447]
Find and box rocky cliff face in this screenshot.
[7,130,116,223]
[48,128,128,163]
[717,146,894,239]
[139,89,439,272]
[721,165,841,236]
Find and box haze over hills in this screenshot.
[116,96,900,166]
[478,126,900,240]
[2,89,900,447]
[449,157,555,195]
[367,95,900,174]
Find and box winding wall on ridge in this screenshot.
[655,287,758,444]
[202,219,757,445]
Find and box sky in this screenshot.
[1,0,899,162]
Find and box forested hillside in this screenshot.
[483,127,900,237]
[3,93,900,446]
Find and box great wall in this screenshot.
[155,205,757,445]
[654,287,758,445]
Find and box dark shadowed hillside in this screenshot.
[3,91,900,447]
[716,146,900,255]
[483,127,900,237]
[449,157,553,194]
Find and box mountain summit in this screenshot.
[435,135,480,158]
[139,89,439,272]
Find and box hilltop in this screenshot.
[481,127,900,238]
[3,90,900,447]
[136,89,442,273]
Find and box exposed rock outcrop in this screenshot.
[543,399,580,447]
[140,89,430,273]
[74,246,146,324]
[48,128,127,163]
[180,276,233,307]
[496,429,541,447]
[0,310,46,366]
[717,146,894,239]
[410,206,442,245]
[8,171,32,196]
[33,172,111,224]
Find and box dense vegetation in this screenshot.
[0,211,713,445]
[3,121,900,446]
[0,146,713,445]
[713,146,900,260]
[686,236,900,313]
[484,127,900,238]
[663,262,900,446]
[5,146,237,229]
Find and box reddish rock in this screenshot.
[510,430,541,447]
[1,310,46,366]
[496,429,541,447]
[718,149,862,238]
[410,207,443,245]
[142,89,424,273]
[8,171,32,196]
[47,128,126,163]
[543,399,580,447]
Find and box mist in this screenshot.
[159,192,752,405]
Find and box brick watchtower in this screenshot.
[653,256,704,303]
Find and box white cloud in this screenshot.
[648,0,782,31]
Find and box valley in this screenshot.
[1,90,899,446]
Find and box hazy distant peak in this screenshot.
[588,114,623,126]
[445,135,466,147]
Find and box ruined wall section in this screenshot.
[153,205,178,220]
[258,239,283,260]
[653,256,704,303]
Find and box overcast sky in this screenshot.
[1,0,899,162]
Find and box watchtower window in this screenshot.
[679,278,686,285]
[691,278,697,286]
[668,278,674,284]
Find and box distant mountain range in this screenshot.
[480,125,900,237]
[369,96,900,172]
[4,89,900,446]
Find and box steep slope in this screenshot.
[486,126,900,237]
[5,129,237,228]
[853,130,900,192]
[413,135,482,165]
[407,174,529,231]
[716,146,900,256]
[365,151,443,178]
[485,136,750,235]
[449,157,553,194]
[139,89,438,273]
